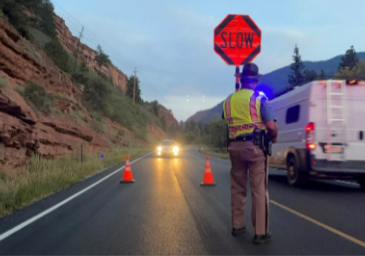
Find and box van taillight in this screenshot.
[307,143,316,150]
[305,122,315,131]
[306,122,316,150]
[346,79,358,85]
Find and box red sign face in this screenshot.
[214,15,261,66]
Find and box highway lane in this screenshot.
[0,146,364,255]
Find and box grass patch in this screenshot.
[23,82,53,115]
[34,51,43,62]
[118,129,125,137]
[13,85,24,96]
[90,121,104,133]
[198,145,230,160]
[92,112,103,123]
[0,77,7,88]
[29,28,51,49]
[0,9,5,19]
[0,147,151,217]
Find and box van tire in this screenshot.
[286,155,307,187]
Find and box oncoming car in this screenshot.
[157,139,179,156]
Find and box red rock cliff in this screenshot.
[144,102,178,129]
[54,15,128,92]
[0,17,169,174]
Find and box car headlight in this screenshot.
[157,146,162,151]
[173,146,179,152]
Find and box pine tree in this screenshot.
[95,45,111,68]
[303,70,318,84]
[319,69,326,80]
[338,45,358,71]
[288,44,305,87]
[125,75,142,103]
[38,0,57,38]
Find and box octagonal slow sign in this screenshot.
[214,14,261,66]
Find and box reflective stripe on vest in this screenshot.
[225,94,234,124]
[250,91,259,121]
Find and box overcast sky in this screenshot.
[53,0,365,121]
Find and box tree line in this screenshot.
[288,44,364,88]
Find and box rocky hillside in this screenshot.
[144,102,178,129]
[54,14,177,128]
[54,15,128,92]
[0,16,169,174]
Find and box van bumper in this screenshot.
[309,158,365,179]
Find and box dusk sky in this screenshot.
[53,0,365,121]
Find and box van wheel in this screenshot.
[287,155,307,187]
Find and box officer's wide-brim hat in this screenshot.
[234,63,263,80]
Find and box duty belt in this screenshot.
[231,134,254,142]
[228,123,262,133]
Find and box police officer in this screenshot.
[222,63,278,244]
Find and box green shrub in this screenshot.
[24,82,53,114]
[82,77,111,113]
[92,112,103,122]
[44,39,71,73]
[72,72,89,85]
[0,0,32,40]
[90,121,103,133]
[0,9,5,19]
[14,86,24,96]
[29,28,51,48]
[34,51,42,62]
[118,129,125,137]
[0,78,6,88]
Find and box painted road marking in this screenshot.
[271,200,365,249]
[0,153,151,242]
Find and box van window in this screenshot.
[286,105,300,124]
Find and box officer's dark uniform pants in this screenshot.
[228,140,269,235]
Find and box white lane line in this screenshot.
[0,153,151,242]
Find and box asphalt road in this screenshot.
[0,146,365,255]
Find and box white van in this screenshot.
[268,79,365,188]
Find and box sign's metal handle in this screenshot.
[235,66,240,92]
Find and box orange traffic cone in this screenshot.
[200,156,216,186]
[120,156,135,183]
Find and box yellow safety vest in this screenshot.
[223,89,267,139]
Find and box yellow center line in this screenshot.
[270,200,365,249]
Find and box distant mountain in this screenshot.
[186,102,223,123]
[187,52,365,123]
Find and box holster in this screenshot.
[253,128,272,156]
